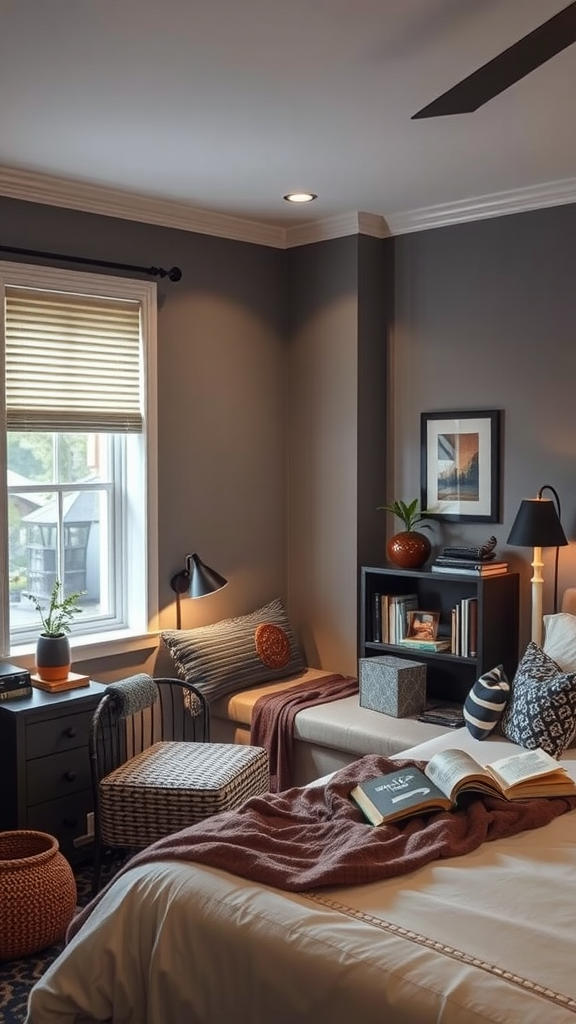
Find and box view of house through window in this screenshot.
[1,261,158,655]
[8,431,117,636]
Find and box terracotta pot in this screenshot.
[35,633,71,682]
[387,531,431,569]
[0,830,76,960]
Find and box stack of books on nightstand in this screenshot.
[0,663,32,701]
[431,537,508,576]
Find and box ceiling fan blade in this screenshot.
[412,1,576,119]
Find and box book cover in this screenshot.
[350,766,451,826]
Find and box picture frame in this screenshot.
[406,610,439,641]
[421,410,501,523]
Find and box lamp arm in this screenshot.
[538,485,562,614]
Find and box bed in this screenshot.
[26,721,576,1024]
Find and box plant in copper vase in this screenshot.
[377,498,433,569]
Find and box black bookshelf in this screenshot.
[360,565,519,705]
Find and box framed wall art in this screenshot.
[421,410,501,523]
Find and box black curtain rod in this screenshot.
[0,243,182,282]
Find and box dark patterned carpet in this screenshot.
[0,855,125,1024]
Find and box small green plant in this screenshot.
[377,498,432,532]
[26,579,86,636]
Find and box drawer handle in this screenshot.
[64,770,77,782]
[65,727,77,738]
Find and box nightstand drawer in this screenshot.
[27,790,93,860]
[27,710,94,758]
[27,747,91,804]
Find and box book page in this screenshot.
[425,748,494,801]
[486,748,566,790]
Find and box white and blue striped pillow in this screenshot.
[463,664,510,740]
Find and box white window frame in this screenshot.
[0,261,159,663]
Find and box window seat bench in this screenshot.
[209,668,454,787]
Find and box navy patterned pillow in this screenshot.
[500,642,576,757]
[463,664,510,740]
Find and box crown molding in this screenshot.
[1,164,576,248]
[0,166,286,249]
[387,177,576,235]
[284,211,390,248]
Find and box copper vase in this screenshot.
[387,531,431,569]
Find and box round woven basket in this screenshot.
[0,830,77,961]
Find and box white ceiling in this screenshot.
[1,0,576,243]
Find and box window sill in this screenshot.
[9,630,161,671]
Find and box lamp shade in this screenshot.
[170,553,228,598]
[186,553,228,598]
[507,498,568,548]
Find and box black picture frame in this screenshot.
[421,410,501,523]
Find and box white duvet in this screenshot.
[26,732,576,1024]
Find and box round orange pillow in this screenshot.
[254,623,291,669]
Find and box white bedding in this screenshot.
[27,732,576,1024]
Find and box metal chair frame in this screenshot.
[89,676,209,892]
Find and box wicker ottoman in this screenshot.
[99,741,269,847]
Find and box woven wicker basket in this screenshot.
[0,830,77,961]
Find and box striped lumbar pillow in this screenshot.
[161,598,306,704]
[463,664,510,740]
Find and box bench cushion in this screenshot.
[211,669,453,767]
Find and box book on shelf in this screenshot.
[379,593,418,644]
[449,596,478,657]
[372,592,382,642]
[432,561,508,576]
[350,747,576,826]
[417,704,465,727]
[398,637,451,652]
[436,554,499,566]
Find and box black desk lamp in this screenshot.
[170,553,228,628]
[507,485,568,645]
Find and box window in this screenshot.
[1,262,158,656]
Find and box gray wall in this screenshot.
[389,205,576,648]
[1,197,289,681]
[285,235,389,675]
[2,195,576,680]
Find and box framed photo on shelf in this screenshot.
[421,410,501,523]
[406,610,439,641]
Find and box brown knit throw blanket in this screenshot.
[69,752,576,941]
[250,672,359,791]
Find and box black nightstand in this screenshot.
[0,680,105,864]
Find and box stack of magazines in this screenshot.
[431,537,508,576]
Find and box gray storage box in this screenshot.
[359,656,427,718]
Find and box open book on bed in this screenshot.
[350,746,576,826]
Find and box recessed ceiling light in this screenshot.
[283,192,318,204]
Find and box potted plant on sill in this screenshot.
[26,580,85,683]
[377,498,433,569]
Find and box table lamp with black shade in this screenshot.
[507,485,568,646]
[170,553,228,628]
